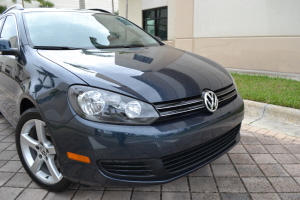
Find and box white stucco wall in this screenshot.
[142,0,167,10]
[194,0,300,37]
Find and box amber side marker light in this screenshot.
[67,152,91,163]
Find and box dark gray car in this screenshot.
[0,5,244,191]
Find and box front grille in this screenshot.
[98,124,241,181]
[99,160,154,178]
[153,84,237,120]
[162,124,240,173]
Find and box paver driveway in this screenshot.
[0,113,300,200]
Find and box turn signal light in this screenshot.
[67,152,91,163]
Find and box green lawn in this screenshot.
[231,73,300,109]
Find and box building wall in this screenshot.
[119,0,300,74]
[2,0,118,12]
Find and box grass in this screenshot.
[231,73,300,109]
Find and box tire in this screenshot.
[16,108,71,192]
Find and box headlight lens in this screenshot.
[68,85,159,125]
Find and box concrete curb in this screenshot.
[244,100,300,138]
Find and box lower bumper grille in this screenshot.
[162,124,240,173]
[98,124,240,181]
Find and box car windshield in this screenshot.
[23,11,160,49]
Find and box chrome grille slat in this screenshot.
[154,84,237,120]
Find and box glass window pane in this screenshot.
[145,20,155,36]
[143,10,155,20]
[1,16,18,48]
[157,19,167,40]
[157,8,167,18]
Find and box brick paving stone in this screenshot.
[134,185,160,192]
[162,192,190,200]
[251,154,278,164]
[248,127,261,132]
[242,177,275,193]
[211,154,231,164]
[295,177,300,185]
[101,191,131,200]
[132,191,160,200]
[259,164,290,177]
[211,164,238,177]
[228,145,248,154]
[215,177,246,193]
[0,187,23,200]
[279,193,300,200]
[1,135,15,143]
[105,187,132,191]
[0,150,17,160]
[282,164,300,176]
[256,129,270,135]
[16,188,48,200]
[0,143,12,151]
[72,190,103,200]
[27,181,42,189]
[265,131,280,137]
[264,145,289,154]
[78,185,105,191]
[192,193,221,200]
[268,177,300,192]
[0,136,6,141]
[279,137,297,145]
[162,177,189,192]
[220,193,251,200]
[295,154,300,160]
[257,137,280,145]
[0,160,6,168]
[11,154,20,161]
[0,127,15,136]
[5,173,32,187]
[0,123,11,131]
[235,165,264,177]
[189,165,212,177]
[0,172,14,186]
[241,136,261,145]
[243,144,268,154]
[44,190,76,200]
[229,154,255,165]
[250,193,281,200]
[272,154,300,164]
[6,143,16,151]
[189,177,218,193]
[284,145,300,154]
[292,139,300,145]
[0,160,22,172]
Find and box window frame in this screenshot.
[142,7,168,41]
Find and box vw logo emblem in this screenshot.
[203,90,218,112]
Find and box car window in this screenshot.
[1,15,18,48]
[23,12,160,49]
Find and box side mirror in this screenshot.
[0,38,18,56]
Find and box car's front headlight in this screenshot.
[68,85,159,125]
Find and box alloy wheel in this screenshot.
[20,119,62,184]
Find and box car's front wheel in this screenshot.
[16,108,71,191]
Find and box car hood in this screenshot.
[38,45,233,103]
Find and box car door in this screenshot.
[0,14,21,126]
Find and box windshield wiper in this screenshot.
[33,46,83,50]
[96,45,145,49]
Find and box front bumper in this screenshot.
[47,95,244,186]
